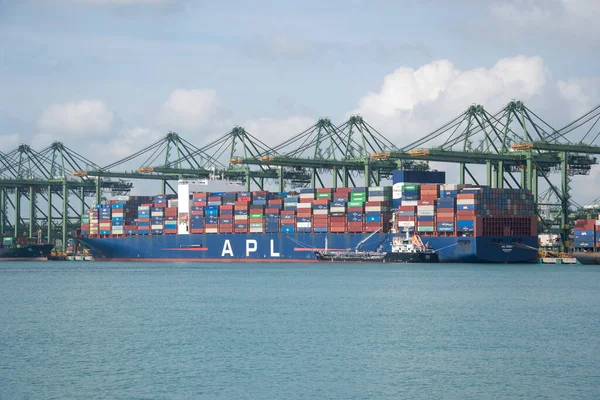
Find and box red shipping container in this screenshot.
[165,207,177,216]
[234,228,249,233]
[265,208,280,214]
[281,210,295,215]
[347,206,364,212]
[314,199,329,205]
[153,203,167,208]
[205,224,218,229]
[238,196,252,202]
[436,216,454,222]
[193,201,207,207]
[252,191,268,195]
[249,218,263,224]
[220,205,233,211]
[417,200,436,206]
[457,193,477,199]
[164,229,177,235]
[398,205,417,211]
[280,219,295,225]
[335,187,352,193]
[417,221,434,227]
[268,199,283,205]
[457,211,476,217]
[299,198,314,203]
[330,226,347,233]
[190,228,204,234]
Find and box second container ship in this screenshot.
[78,171,539,263]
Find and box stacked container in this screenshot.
[574,219,595,249]
[265,207,279,233]
[436,198,455,233]
[89,207,98,236]
[397,205,415,232]
[296,201,312,233]
[110,202,124,235]
[281,210,295,233]
[205,205,219,234]
[164,207,178,234]
[151,206,164,235]
[416,199,435,233]
[99,205,111,235]
[313,199,329,233]
[137,204,150,235]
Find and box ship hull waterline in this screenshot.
[79,233,538,264]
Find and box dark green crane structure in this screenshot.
[231,117,405,190]
[136,128,312,191]
[371,101,598,250]
[0,142,132,251]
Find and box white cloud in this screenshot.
[0,134,20,152]
[242,116,316,147]
[103,126,163,161]
[488,0,600,40]
[37,99,114,138]
[351,55,549,143]
[558,78,600,118]
[157,89,222,133]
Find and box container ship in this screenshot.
[78,171,539,263]
[571,218,600,264]
[0,236,54,261]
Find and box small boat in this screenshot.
[314,228,439,263]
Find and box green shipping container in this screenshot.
[417,226,434,232]
[403,184,420,191]
[347,201,364,207]
[250,223,263,228]
[316,193,332,199]
[350,194,366,201]
[249,213,264,218]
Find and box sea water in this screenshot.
[1,262,599,399]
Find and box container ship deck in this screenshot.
[78,171,539,264]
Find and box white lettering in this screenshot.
[245,239,257,257]
[270,239,280,257]
[222,240,233,257]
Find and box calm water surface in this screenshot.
[1,262,599,399]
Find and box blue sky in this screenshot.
[1,0,599,199]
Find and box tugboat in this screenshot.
[314,228,439,263]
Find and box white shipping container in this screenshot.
[365,206,383,212]
[296,222,312,228]
[456,199,476,205]
[249,228,264,233]
[369,196,386,202]
[205,228,219,234]
[401,200,419,206]
[299,193,315,199]
[297,202,312,209]
[234,215,248,220]
[393,183,403,199]
[151,224,163,230]
[368,186,385,191]
[417,205,435,211]
[111,213,124,218]
[330,207,346,213]
[138,206,150,210]
[417,210,435,216]
[151,211,164,217]
[397,221,415,227]
[313,209,329,215]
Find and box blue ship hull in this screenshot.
[79,233,538,263]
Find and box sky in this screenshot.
[1,0,600,202]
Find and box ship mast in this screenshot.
[355,227,382,253]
